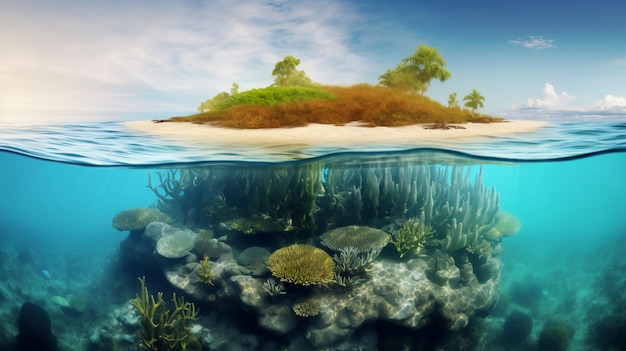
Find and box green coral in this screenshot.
[266,244,335,286]
[129,276,199,351]
[112,208,171,231]
[156,230,196,258]
[390,212,435,258]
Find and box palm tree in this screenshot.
[448,92,459,108]
[463,89,485,117]
[401,44,451,96]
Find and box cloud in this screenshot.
[509,36,556,50]
[0,0,370,122]
[513,83,626,120]
[520,83,574,109]
[594,95,626,110]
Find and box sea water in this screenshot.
[1,121,625,351]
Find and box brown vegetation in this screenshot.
[171,84,504,129]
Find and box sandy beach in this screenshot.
[125,120,548,147]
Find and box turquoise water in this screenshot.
[1,121,625,351]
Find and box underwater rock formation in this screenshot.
[114,163,517,349]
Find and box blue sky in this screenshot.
[1,0,625,123]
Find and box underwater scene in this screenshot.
[1,121,626,351]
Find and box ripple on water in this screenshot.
[1,120,626,166]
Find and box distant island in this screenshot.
[163,45,504,129]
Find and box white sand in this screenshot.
[125,120,548,147]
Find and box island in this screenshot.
[127,45,548,147]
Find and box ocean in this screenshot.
[1,120,625,351]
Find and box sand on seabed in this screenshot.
[125,120,549,147]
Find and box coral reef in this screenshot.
[112,162,517,349]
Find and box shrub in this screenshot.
[214,86,336,110]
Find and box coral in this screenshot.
[156,229,196,258]
[333,246,377,276]
[320,225,390,253]
[129,276,199,351]
[466,239,494,260]
[112,207,171,231]
[262,278,286,297]
[198,256,214,286]
[266,244,335,286]
[292,297,321,317]
[390,211,435,258]
[481,211,521,240]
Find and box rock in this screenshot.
[237,247,271,276]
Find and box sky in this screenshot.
[1,0,625,123]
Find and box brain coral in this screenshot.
[112,208,171,231]
[266,244,335,286]
[320,225,390,253]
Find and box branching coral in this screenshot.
[390,211,435,258]
[129,276,199,351]
[266,244,335,286]
[198,256,214,286]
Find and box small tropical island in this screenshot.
[128,45,547,148]
[165,45,501,129]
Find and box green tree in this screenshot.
[197,91,230,113]
[463,89,485,116]
[400,44,451,96]
[378,65,424,93]
[271,55,314,87]
[448,92,459,108]
[230,82,239,96]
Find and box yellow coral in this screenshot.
[266,244,335,286]
[112,208,171,231]
[129,276,199,351]
[198,256,214,286]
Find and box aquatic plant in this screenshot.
[266,244,335,286]
[320,225,390,253]
[197,256,214,286]
[129,276,199,351]
[390,212,435,258]
[111,207,171,231]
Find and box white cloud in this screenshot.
[513,83,626,120]
[0,0,370,122]
[520,83,574,109]
[509,35,556,50]
[594,95,626,110]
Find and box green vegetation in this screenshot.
[379,44,451,96]
[272,55,315,87]
[463,89,486,117]
[211,86,335,110]
[174,84,502,128]
[177,47,502,128]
